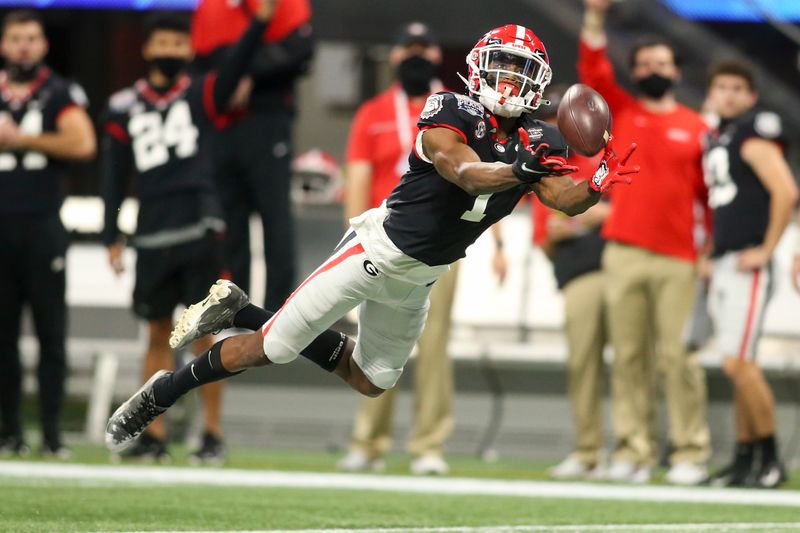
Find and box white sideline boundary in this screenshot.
[103,525,800,533]
[2,461,800,509]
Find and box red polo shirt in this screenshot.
[192,0,311,55]
[345,85,430,209]
[578,40,710,262]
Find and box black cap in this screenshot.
[394,22,437,47]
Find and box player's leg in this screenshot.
[603,243,654,481]
[0,227,27,455]
[26,213,69,456]
[243,111,296,310]
[339,390,397,472]
[142,318,174,442]
[106,236,378,451]
[179,233,228,463]
[713,255,782,487]
[213,127,253,295]
[407,262,458,475]
[551,270,606,479]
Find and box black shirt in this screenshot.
[0,68,88,215]
[102,19,266,247]
[383,91,567,266]
[703,107,785,257]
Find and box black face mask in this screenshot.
[149,56,188,82]
[635,73,674,99]
[7,61,41,83]
[398,55,436,97]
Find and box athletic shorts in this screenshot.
[708,250,773,360]
[133,232,225,320]
[261,205,447,390]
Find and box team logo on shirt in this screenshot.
[475,121,486,139]
[420,94,444,120]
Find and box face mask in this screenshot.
[7,61,41,83]
[150,56,188,81]
[398,55,435,97]
[635,73,674,99]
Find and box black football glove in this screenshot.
[512,127,578,184]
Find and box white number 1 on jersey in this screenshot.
[460,193,492,222]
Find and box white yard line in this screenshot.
[2,461,800,509]
[104,524,800,533]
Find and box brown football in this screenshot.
[556,83,612,156]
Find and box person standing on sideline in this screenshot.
[529,85,608,480]
[0,10,95,458]
[191,0,313,310]
[702,60,797,488]
[579,0,712,484]
[102,5,273,464]
[337,23,467,475]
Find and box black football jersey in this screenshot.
[102,75,224,245]
[0,68,88,215]
[703,107,785,257]
[383,91,567,266]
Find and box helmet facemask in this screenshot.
[462,44,552,118]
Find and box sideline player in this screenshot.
[101,3,274,462]
[702,60,797,488]
[105,24,639,452]
[0,10,95,458]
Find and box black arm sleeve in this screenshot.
[247,25,314,82]
[211,19,268,112]
[100,132,133,246]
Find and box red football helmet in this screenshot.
[460,24,552,118]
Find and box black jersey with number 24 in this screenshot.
[383,91,567,266]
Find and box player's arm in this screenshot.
[740,138,799,266]
[532,137,638,216]
[578,0,634,110]
[247,25,314,82]
[791,211,800,293]
[206,0,274,114]
[4,106,95,161]
[343,161,372,226]
[100,122,133,274]
[421,127,522,195]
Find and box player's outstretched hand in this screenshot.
[254,0,277,22]
[512,127,578,184]
[589,136,639,193]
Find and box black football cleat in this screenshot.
[189,431,225,466]
[705,462,753,487]
[752,460,788,489]
[169,280,250,350]
[0,435,30,458]
[105,370,169,453]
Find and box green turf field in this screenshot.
[2,445,800,533]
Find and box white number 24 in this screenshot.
[129,100,199,172]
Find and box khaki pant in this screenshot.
[603,242,711,466]
[563,270,607,466]
[348,263,458,459]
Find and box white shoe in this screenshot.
[337,451,385,473]
[605,460,651,483]
[169,280,249,350]
[547,456,595,480]
[410,454,449,475]
[665,462,708,485]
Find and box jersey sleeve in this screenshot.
[744,110,787,148]
[416,92,478,144]
[577,40,637,114]
[100,94,134,245]
[345,102,374,163]
[51,79,89,122]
